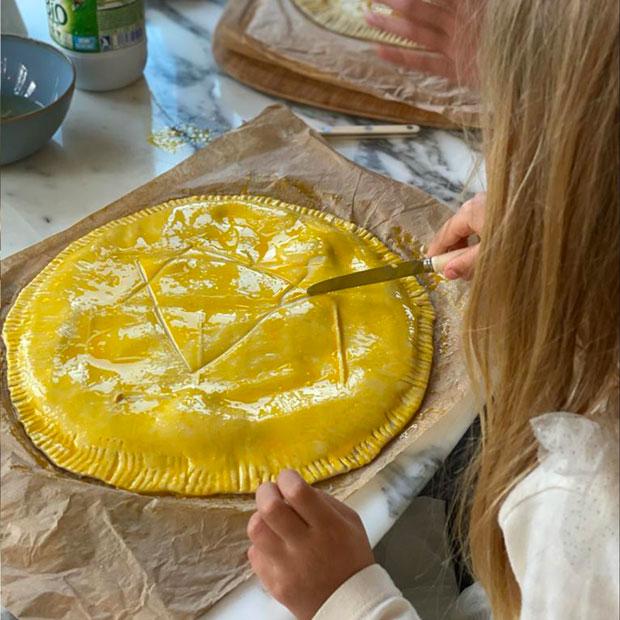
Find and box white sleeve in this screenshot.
[313,564,422,620]
[499,412,619,620]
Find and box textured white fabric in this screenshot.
[314,413,619,620]
[313,564,422,620]
[499,412,619,620]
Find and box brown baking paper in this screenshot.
[217,0,481,127]
[1,105,468,619]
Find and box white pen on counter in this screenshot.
[318,123,421,138]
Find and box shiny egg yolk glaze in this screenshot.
[3,195,434,495]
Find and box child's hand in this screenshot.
[365,0,482,86]
[428,191,486,280]
[247,469,375,620]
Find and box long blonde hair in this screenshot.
[462,1,619,617]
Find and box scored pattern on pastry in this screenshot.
[3,195,434,496]
[290,0,421,49]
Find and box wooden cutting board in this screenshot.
[213,36,454,127]
[213,0,480,128]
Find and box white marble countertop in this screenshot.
[2,2,481,618]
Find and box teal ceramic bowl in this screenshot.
[1,35,75,165]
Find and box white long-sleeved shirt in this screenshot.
[314,412,620,620]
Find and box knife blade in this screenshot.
[306,248,466,296]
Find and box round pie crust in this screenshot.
[3,195,434,495]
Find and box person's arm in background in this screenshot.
[365,0,484,87]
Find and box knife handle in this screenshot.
[429,248,469,274]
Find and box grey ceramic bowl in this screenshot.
[1,35,75,165]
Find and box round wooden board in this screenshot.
[213,40,456,127]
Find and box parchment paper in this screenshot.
[219,0,480,127]
[1,105,468,619]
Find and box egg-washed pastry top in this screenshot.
[3,195,434,496]
[291,0,420,49]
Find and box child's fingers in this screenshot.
[275,470,364,528]
[428,206,478,257]
[256,482,308,538]
[247,544,276,588]
[429,192,486,257]
[376,45,455,80]
[373,0,454,35]
[365,13,447,51]
[247,511,283,554]
[277,470,335,528]
[444,244,480,280]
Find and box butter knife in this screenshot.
[306,249,466,296]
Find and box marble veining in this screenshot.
[380,450,444,519]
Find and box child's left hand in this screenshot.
[247,469,375,620]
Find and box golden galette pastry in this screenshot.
[3,195,434,495]
[291,0,420,49]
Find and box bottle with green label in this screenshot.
[46,0,147,91]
